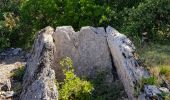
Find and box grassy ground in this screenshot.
[136,43,170,84]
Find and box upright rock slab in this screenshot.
[53,26,114,84]
[106,26,150,99]
[20,27,58,100]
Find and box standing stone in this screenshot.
[20,26,58,100]
[106,26,149,99]
[52,26,77,81]
[53,26,114,84]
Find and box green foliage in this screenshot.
[0,0,23,51]
[11,66,25,81]
[134,76,159,96]
[120,0,170,43]
[18,0,59,48]
[137,44,170,68]
[58,57,93,100]
[137,44,170,84]
[57,57,125,100]
[13,82,22,93]
[161,92,170,100]
[159,65,170,83]
[160,66,170,76]
[141,76,158,86]
[20,0,58,29]
[55,0,114,29]
[0,0,170,51]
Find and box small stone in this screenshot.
[12,48,22,56]
[0,91,5,95]
[144,85,161,97]
[2,91,16,98]
[1,79,11,91]
[159,87,169,93]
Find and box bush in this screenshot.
[1,0,170,51]
[11,66,25,81]
[134,76,159,96]
[160,66,170,76]
[57,57,126,100]
[58,57,93,100]
[141,76,159,86]
[0,0,21,51]
[120,0,170,43]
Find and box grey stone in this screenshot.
[159,87,169,93]
[144,85,161,98]
[53,26,114,84]
[2,91,16,98]
[1,79,11,91]
[20,26,58,100]
[12,48,22,56]
[106,26,150,99]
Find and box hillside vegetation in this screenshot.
[0,0,170,51]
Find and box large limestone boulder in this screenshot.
[20,27,58,100]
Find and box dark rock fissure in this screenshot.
[110,53,119,80]
[105,32,119,81]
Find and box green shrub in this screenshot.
[57,57,125,100]
[120,0,170,43]
[141,76,159,86]
[0,0,21,50]
[134,76,159,96]
[1,0,170,51]
[11,66,25,81]
[58,57,93,100]
[13,82,22,93]
[160,66,170,76]
[161,92,170,100]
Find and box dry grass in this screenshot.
[136,43,170,84]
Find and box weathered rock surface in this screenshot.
[53,26,114,83]
[106,26,170,99]
[20,27,58,100]
[2,90,16,98]
[144,85,161,98]
[0,79,11,91]
[106,26,150,99]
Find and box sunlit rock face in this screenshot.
[106,26,150,99]
[20,27,58,100]
[53,26,114,84]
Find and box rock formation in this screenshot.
[106,26,149,99]
[20,26,170,100]
[53,26,114,84]
[20,27,58,100]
